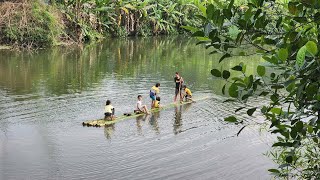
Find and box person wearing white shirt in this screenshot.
[134,95,150,114]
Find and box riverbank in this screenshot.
[0,0,200,49]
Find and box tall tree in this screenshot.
[184,0,320,178]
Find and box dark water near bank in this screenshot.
[0,36,274,180]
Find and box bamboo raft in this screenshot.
[82,96,211,127]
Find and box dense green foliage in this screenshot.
[0,1,65,48]
[185,0,320,178]
[0,0,204,48]
[57,0,203,37]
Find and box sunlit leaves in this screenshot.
[296,46,306,68]
[257,65,265,76]
[305,41,318,56]
[194,1,320,177]
[270,107,282,115]
[181,26,199,33]
[277,48,288,62]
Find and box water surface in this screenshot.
[0,36,274,180]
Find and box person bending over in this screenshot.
[183,85,193,101]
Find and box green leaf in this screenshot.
[296,46,306,67]
[206,4,215,19]
[228,0,235,9]
[196,37,211,41]
[271,85,284,89]
[211,69,221,77]
[307,125,313,133]
[223,9,232,19]
[235,107,246,112]
[278,48,288,62]
[295,121,303,132]
[247,107,257,116]
[209,50,218,54]
[286,156,293,163]
[288,2,298,15]
[305,41,318,56]
[290,129,297,139]
[271,94,278,102]
[231,65,242,71]
[241,64,247,74]
[268,169,280,174]
[229,83,238,98]
[246,75,254,89]
[259,91,269,96]
[257,65,266,76]
[222,70,231,79]
[276,17,282,28]
[219,53,231,63]
[192,31,205,37]
[224,116,237,123]
[232,77,244,83]
[222,84,226,95]
[235,83,247,88]
[180,26,199,32]
[270,107,282,115]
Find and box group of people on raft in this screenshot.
[104,72,193,120]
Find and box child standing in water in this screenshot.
[134,95,150,114]
[174,72,184,102]
[150,83,160,108]
[105,100,115,120]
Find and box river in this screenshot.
[0,36,274,179]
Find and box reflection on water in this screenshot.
[104,124,115,139]
[0,36,273,180]
[149,111,160,134]
[173,103,193,135]
[174,105,183,135]
[135,114,149,135]
[0,36,261,98]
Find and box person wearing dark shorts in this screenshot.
[174,72,184,102]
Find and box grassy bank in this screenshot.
[0,0,201,49]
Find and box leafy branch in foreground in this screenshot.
[185,0,320,179]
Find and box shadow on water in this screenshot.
[173,103,193,135]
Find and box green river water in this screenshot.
[0,36,274,179]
